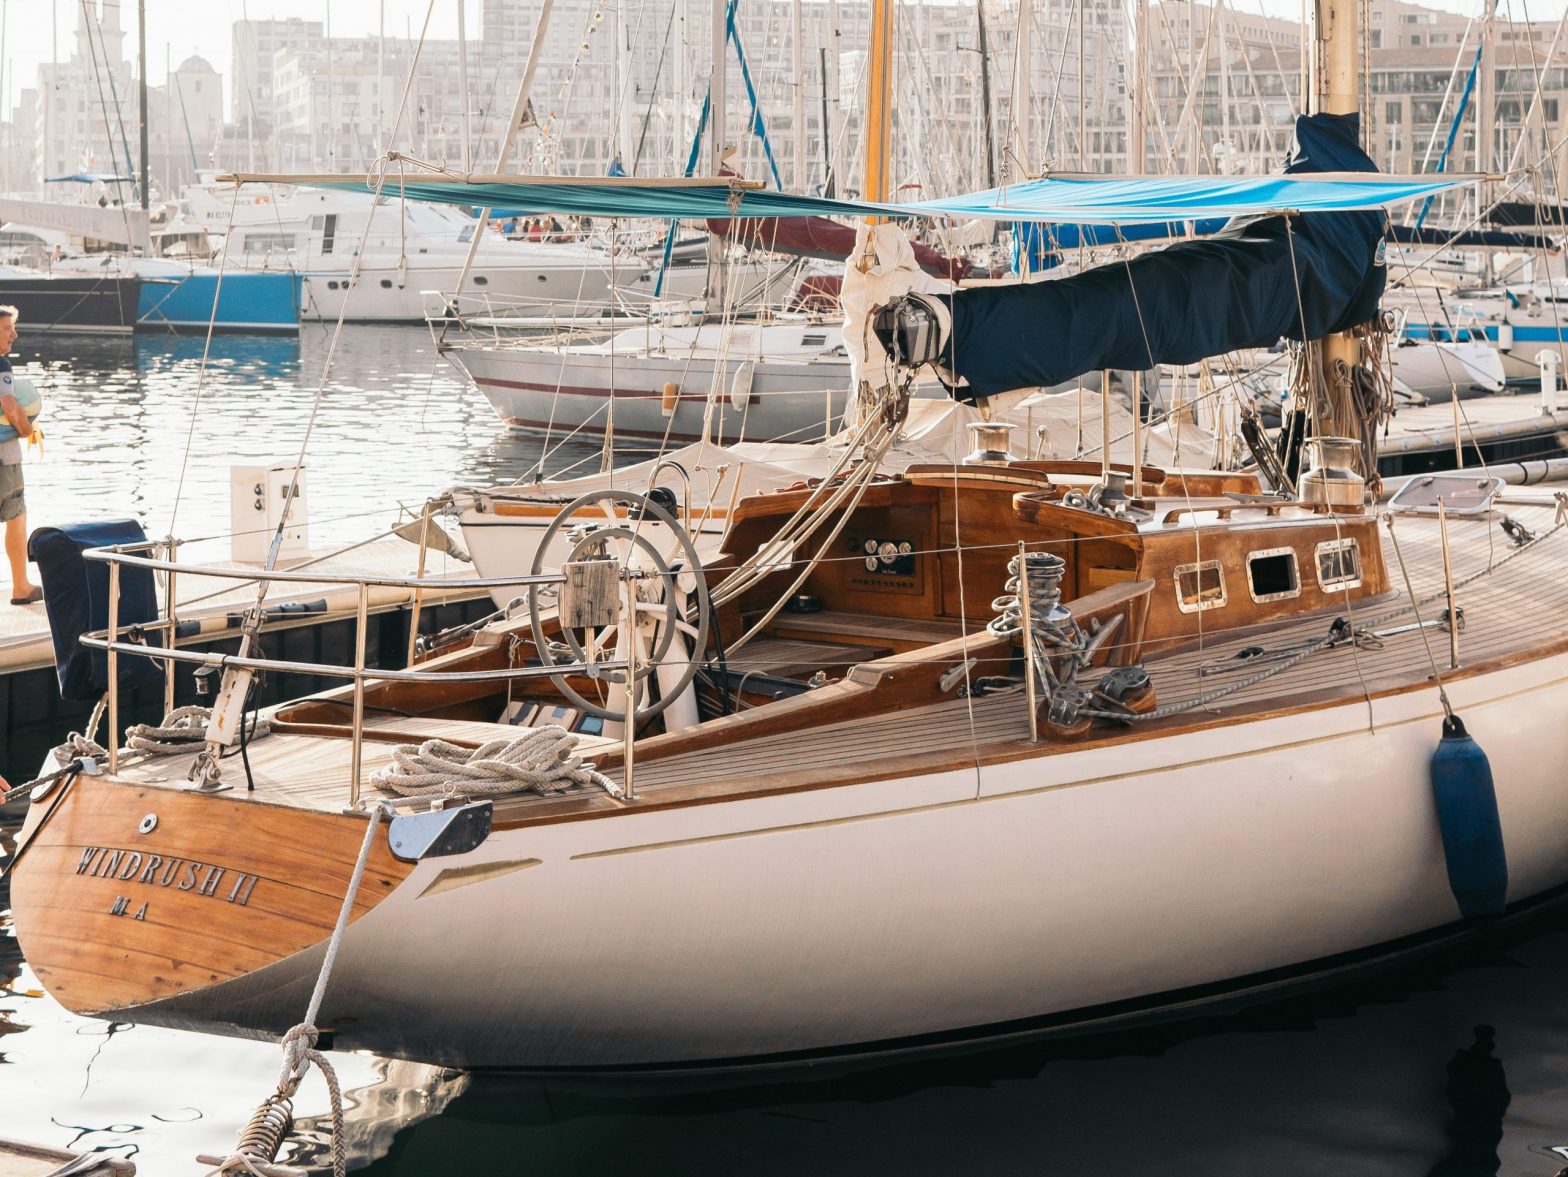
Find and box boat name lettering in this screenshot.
[107,896,147,920]
[76,846,259,906]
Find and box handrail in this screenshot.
[83,543,569,591]
[81,534,649,804]
[77,631,626,685]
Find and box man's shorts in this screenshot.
[0,461,24,522]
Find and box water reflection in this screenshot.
[349,902,1568,1177]
[11,325,549,554]
[1429,1026,1511,1177]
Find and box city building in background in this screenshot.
[0,0,1563,209]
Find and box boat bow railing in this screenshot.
[74,538,639,803]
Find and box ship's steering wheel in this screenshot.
[528,489,711,724]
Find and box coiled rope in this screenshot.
[51,706,270,768]
[369,725,622,799]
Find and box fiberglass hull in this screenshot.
[13,651,1568,1070]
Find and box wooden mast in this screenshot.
[865,0,894,204]
[1307,0,1368,458]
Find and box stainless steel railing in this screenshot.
[76,540,637,803]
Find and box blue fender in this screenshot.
[1429,715,1509,919]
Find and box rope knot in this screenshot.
[276,1023,319,1097]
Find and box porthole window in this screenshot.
[1315,538,1362,591]
[1247,547,1301,603]
[473,275,489,286]
[380,279,393,288]
[1175,560,1226,613]
[326,280,339,290]
[536,274,549,283]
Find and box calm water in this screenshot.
[5,327,1568,1174]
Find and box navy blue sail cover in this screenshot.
[936,113,1388,403]
[30,519,161,702]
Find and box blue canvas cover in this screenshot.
[30,519,162,702]
[933,113,1388,403]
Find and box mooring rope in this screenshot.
[369,725,622,799]
[205,807,387,1177]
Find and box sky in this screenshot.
[0,0,478,103]
[0,0,1561,114]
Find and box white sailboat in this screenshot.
[9,3,1565,1152]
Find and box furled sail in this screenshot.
[896,114,1390,404]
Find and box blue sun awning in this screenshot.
[216,168,1476,226]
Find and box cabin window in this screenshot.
[1315,538,1362,591]
[327,280,340,290]
[473,275,489,286]
[241,231,295,255]
[1174,560,1226,613]
[1246,547,1301,603]
[380,279,393,288]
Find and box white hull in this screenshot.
[135,650,1568,1069]
[1388,341,1506,398]
[296,257,625,323]
[445,323,860,444]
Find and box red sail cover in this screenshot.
[706,214,974,280]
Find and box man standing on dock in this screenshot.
[0,306,41,606]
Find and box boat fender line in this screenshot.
[1430,713,1509,919]
[368,727,623,800]
[202,806,389,1177]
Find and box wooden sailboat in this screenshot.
[8,0,1566,1076]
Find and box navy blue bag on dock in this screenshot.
[29,519,162,702]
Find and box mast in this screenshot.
[792,0,805,189]
[819,45,834,195]
[1077,0,1085,167]
[137,0,148,209]
[1129,0,1147,174]
[1307,0,1367,456]
[1476,6,1494,284]
[975,0,996,189]
[457,0,471,171]
[866,0,893,202]
[704,0,728,309]
[1010,0,1029,180]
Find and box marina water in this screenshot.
[5,326,1568,1174]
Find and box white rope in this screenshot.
[369,725,622,799]
[51,705,269,766]
[127,706,271,754]
[51,732,106,768]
